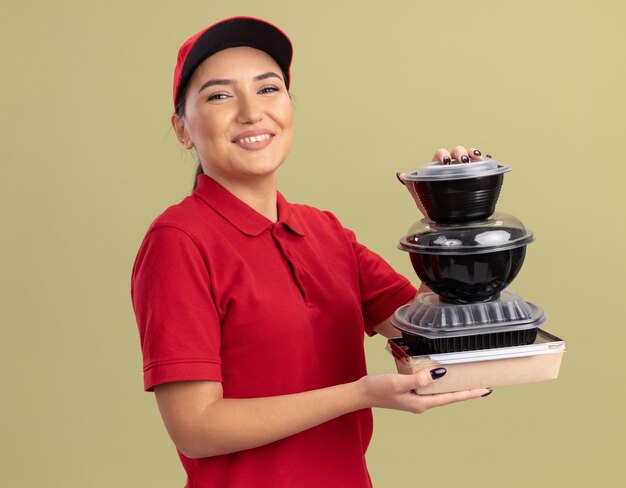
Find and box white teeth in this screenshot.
[237,134,271,144]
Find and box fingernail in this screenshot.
[396,172,405,185]
[473,149,481,157]
[442,156,451,165]
[481,388,494,397]
[430,368,447,380]
[460,155,470,163]
[485,154,492,159]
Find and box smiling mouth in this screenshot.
[234,133,273,144]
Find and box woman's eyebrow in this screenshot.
[253,71,283,82]
[198,72,283,94]
[198,79,232,93]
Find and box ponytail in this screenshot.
[193,162,203,190]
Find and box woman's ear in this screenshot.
[171,113,194,150]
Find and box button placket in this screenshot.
[272,225,307,300]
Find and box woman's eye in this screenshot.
[207,92,230,101]
[259,86,279,94]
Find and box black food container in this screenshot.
[398,159,510,223]
[390,291,547,354]
[398,213,535,304]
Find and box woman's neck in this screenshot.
[211,173,278,222]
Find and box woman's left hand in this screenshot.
[431,145,490,165]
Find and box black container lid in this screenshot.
[398,212,534,255]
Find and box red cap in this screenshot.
[172,16,293,109]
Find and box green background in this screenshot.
[2,0,624,486]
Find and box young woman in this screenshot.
[131,16,490,488]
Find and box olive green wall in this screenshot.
[2,0,624,486]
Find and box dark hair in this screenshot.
[174,81,204,190]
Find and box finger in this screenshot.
[418,388,492,410]
[408,367,448,391]
[432,148,452,165]
[468,147,483,161]
[451,145,470,164]
[388,368,446,396]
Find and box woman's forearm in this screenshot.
[155,370,488,459]
[155,379,368,459]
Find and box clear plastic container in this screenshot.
[401,158,511,182]
[394,291,546,336]
[390,291,547,353]
[398,212,534,255]
[398,213,534,303]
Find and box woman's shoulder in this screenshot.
[144,194,211,240]
[288,201,343,226]
[286,201,356,244]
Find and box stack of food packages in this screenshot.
[391,159,565,394]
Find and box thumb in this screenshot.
[403,367,447,392]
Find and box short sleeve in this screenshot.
[131,226,222,391]
[345,228,417,335]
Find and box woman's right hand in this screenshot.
[357,368,491,414]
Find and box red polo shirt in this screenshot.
[131,175,416,488]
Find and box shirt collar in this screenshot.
[193,175,305,237]
[276,191,305,236]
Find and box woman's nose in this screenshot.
[236,95,263,124]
